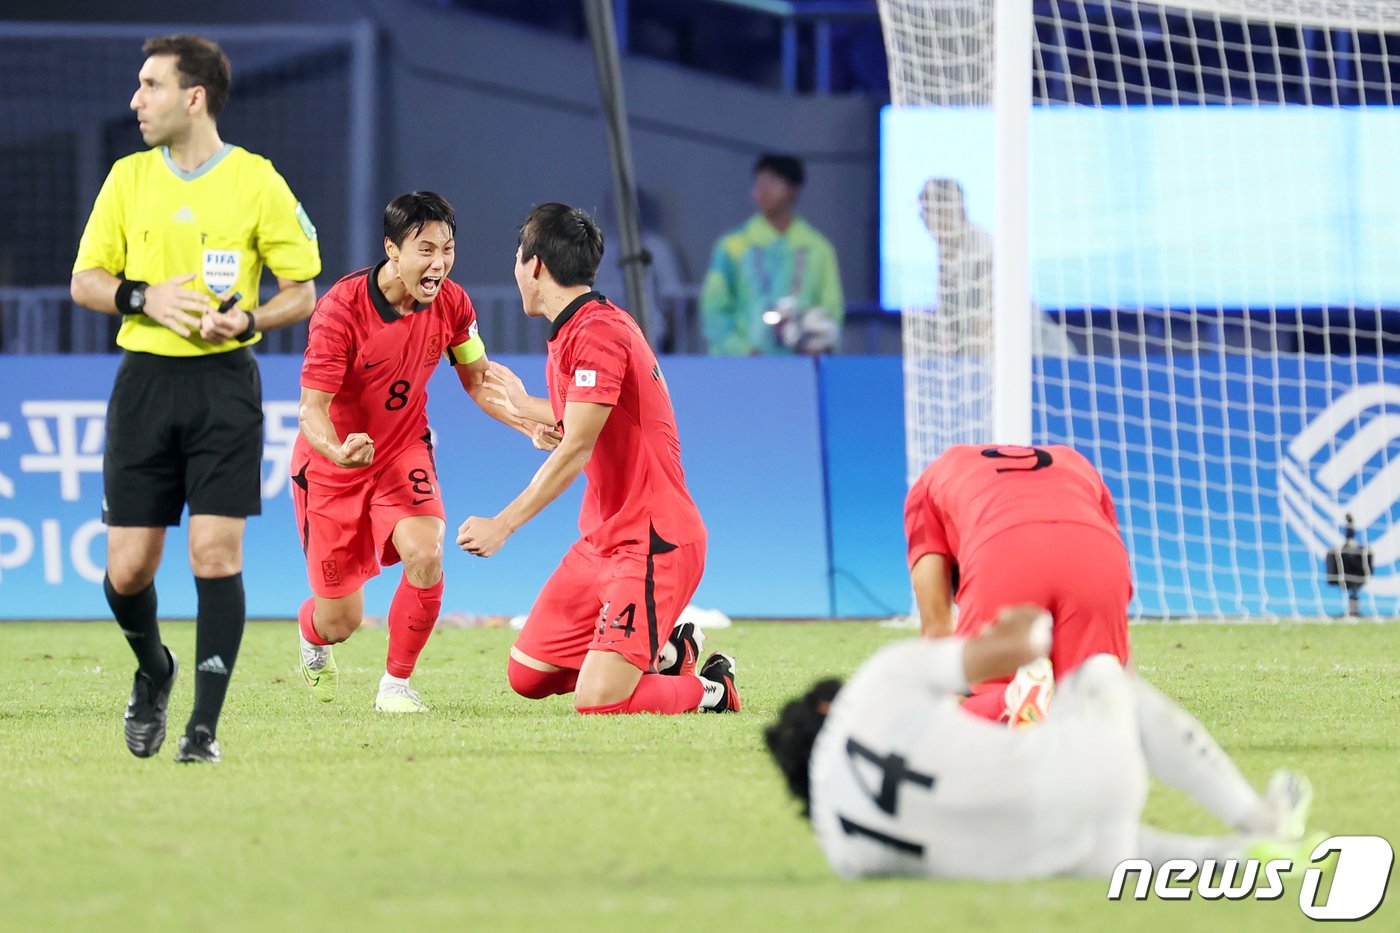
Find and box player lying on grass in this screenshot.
[905,443,1131,726]
[765,605,1318,880]
[293,192,550,713]
[457,203,739,715]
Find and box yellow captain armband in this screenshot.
[447,334,486,365]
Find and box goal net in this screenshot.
[879,0,1400,618]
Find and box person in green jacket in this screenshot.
[701,154,845,356]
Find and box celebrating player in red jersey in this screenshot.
[293,192,542,713]
[904,443,1131,724]
[456,202,740,715]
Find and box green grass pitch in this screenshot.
[2,621,1396,932]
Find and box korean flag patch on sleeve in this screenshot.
[575,369,597,387]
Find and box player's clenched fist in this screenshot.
[457,515,509,557]
[334,432,375,468]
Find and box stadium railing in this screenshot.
[0,283,697,356]
[439,0,881,95]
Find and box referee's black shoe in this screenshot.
[174,725,221,764]
[124,650,178,758]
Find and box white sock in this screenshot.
[1130,677,1266,831]
[698,677,725,710]
[380,673,411,690]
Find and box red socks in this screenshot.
[298,597,329,646]
[507,651,704,714]
[577,674,704,715]
[385,575,443,679]
[507,658,579,698]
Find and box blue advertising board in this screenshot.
[1039,355,1400,617]
[818,356,911,617]
[7,352,1391,620]
[0,354,833,619]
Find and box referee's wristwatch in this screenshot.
[127,283,147,313]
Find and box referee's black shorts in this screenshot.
[103,347,264,527]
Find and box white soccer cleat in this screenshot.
[299,636,337,703]
[1004,656,1054,729]
[374,677,428,714]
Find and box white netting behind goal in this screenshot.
[879,0,1400,618]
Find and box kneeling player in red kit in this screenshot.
[457,203,740,715]
[293,192,547,712]
[904,443,1132,725]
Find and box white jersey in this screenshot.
[807,642,1148,880]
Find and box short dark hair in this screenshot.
[518,203,604,287]
[921,177,966,208]
[142,35,232,118]
[754,153,805,188]
[763,678,844,817]
[384,191,457,246]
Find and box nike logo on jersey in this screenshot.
[364,359,389,369]
[411,497,434,505]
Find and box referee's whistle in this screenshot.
[216,291,243,313]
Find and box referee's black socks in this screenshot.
[104,573,171,683]
[189,573,247,737]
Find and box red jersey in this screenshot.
[295,262,481,480]
[546,292,705,551]
[904,444,1122,570]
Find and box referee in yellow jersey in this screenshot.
[70,35,321,764]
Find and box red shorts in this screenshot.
[955,523,1131,680]
[290,444,445,599]
[513,536,706,672]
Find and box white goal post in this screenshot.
[878,0,1400,618]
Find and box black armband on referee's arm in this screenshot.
[236,310,257,342]
[114,279,149,315]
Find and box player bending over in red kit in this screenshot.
[905,443,1131,725]
[457,202,740,715]
[293,192,550,713]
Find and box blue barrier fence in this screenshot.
[5,353,1391,620]
[0,354,907,620]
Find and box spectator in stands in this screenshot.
[701,154,845,356]
[593,187,687,353]
[920,177,1076,356]
[921,178,990,330]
